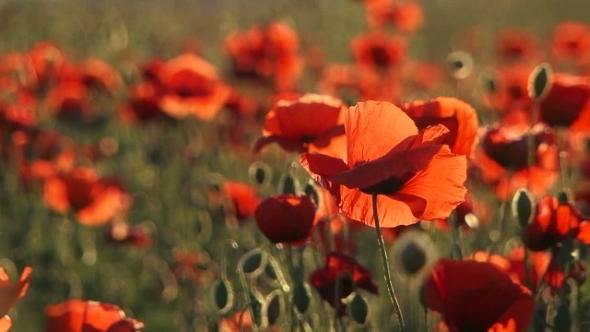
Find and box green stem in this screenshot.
[372,194,406,332]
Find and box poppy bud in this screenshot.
[279,173,299,195]
[213,278,234,315]
[446,51,474,80]
[557,188,572,203]
[249,292,264,327]
[512,188,534,228]
[553,304,571,331]
[263,290,283,326]
[528,62,552,100]
[239,249,268,278]
[293,282,311,313]
[479,70,499,95]
[303,180,320,206]
[248,161,272,187]
[348,293,368,324]
[391,230,435,277]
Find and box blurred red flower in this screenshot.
[524,195,590,251]
[538,73,590,128]
[105,219,151,248]
[254,194,316,244]
[551,21,590,63]
[423,259,534,332]
[309,252,378,316]
[350,30,406,73]
[495,28,540,63]
[253,93,346,156]
[301,101,466,228]
[220,181,262,222]
[45,299,144,332]
[0,266,32,332]
[43,167,128,226]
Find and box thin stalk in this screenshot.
[372,193,406,332]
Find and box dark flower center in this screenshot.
[300,135,316,143]
[360,173,414,195]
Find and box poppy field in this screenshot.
[5,0,590,331]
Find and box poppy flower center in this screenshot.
[360,173,414,195]
[300,135,316,143]
[370,46,391,68]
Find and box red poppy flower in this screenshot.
[538,73,590,127]
[156,53,230,121]
[301,101,467,228]
[43,167,128,226]
[220,181,262,222]
[223,22,303,91]
[470,247,550,292]
[309,252,378,316]
[118,82,166,123]
[551,21,590,63]
[253,93,346,156]
[524,195,590,251]
[254,194,316,244]
[495,28,539,63]
[27,41,68,88]
[80,58,123,93]
[350,31,406,72]
[423,259,534,332]
[471,114,558,199]
[45,81,92,120]
[481,65,534,114]
[45,299,144,332]
[366,0,424,33]
[401,97,479,157]
[544,253,586,291]
[0,266,32,330]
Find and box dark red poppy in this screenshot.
[309,252,378,316]
[45,299,144,332]
[43,167,128,226]
[156,53,231,121]
[350,30,406,72]
[538,73,590,127]
[0,266,32,330]
[254,194,316,244]
[220,181,262,221]
[472,113,558,199]
[301,101,467,228]
[253,93,345,156]
[423,259,534,332]
[117,82,166,123]
[401,97,479,157]
[524,195,590,251]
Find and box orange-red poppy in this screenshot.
[0,266,31,332]
[551,21,590,63]
[524,195,590,251]
[156,53,230,121]
[309,252,378,316]
[301,101,467,228]
[45,299,144,332]
[538,72,590,127]
[366,0,424,33]
[350,30,406,73]
[27,41,68,88]
[254,194,316,244]
[43,167,128,226]
[401,97,479,157]
[45,81,92,121]
[80,58,123,93]
[423,259,534,332]
[223,22,303,92]
[253,93,346,156]
[220,181,262,222]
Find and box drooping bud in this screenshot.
[528,63,552,100]
[239,248,268,278]
[348,292,368,324]
[249,161,272,187]
[213,278,234,315]
[263,289,283,326]
[512,188,534,228]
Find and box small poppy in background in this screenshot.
[156,53,231,121]
[219,181,262,222]
[170,249,210,282]
[254,194,317,244]
[80,58,124,93]
[401,97,479,157]
[27,41,68,89]
[309,252,378,316]
[366,0,424,33]
[301,101,467,228]
[45,299,144,332]
[481,65,534,114]
[423,259,534,332]
[495,28,540,63]
[350,30,406,73]
[44,81,92,121]
[524,195,590,251]
[0,266,32,332]
[223,22,303,92]
[471,113,558,199]
[551,21,590,63]
[43,167,129,226]
[253,93,346,157]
